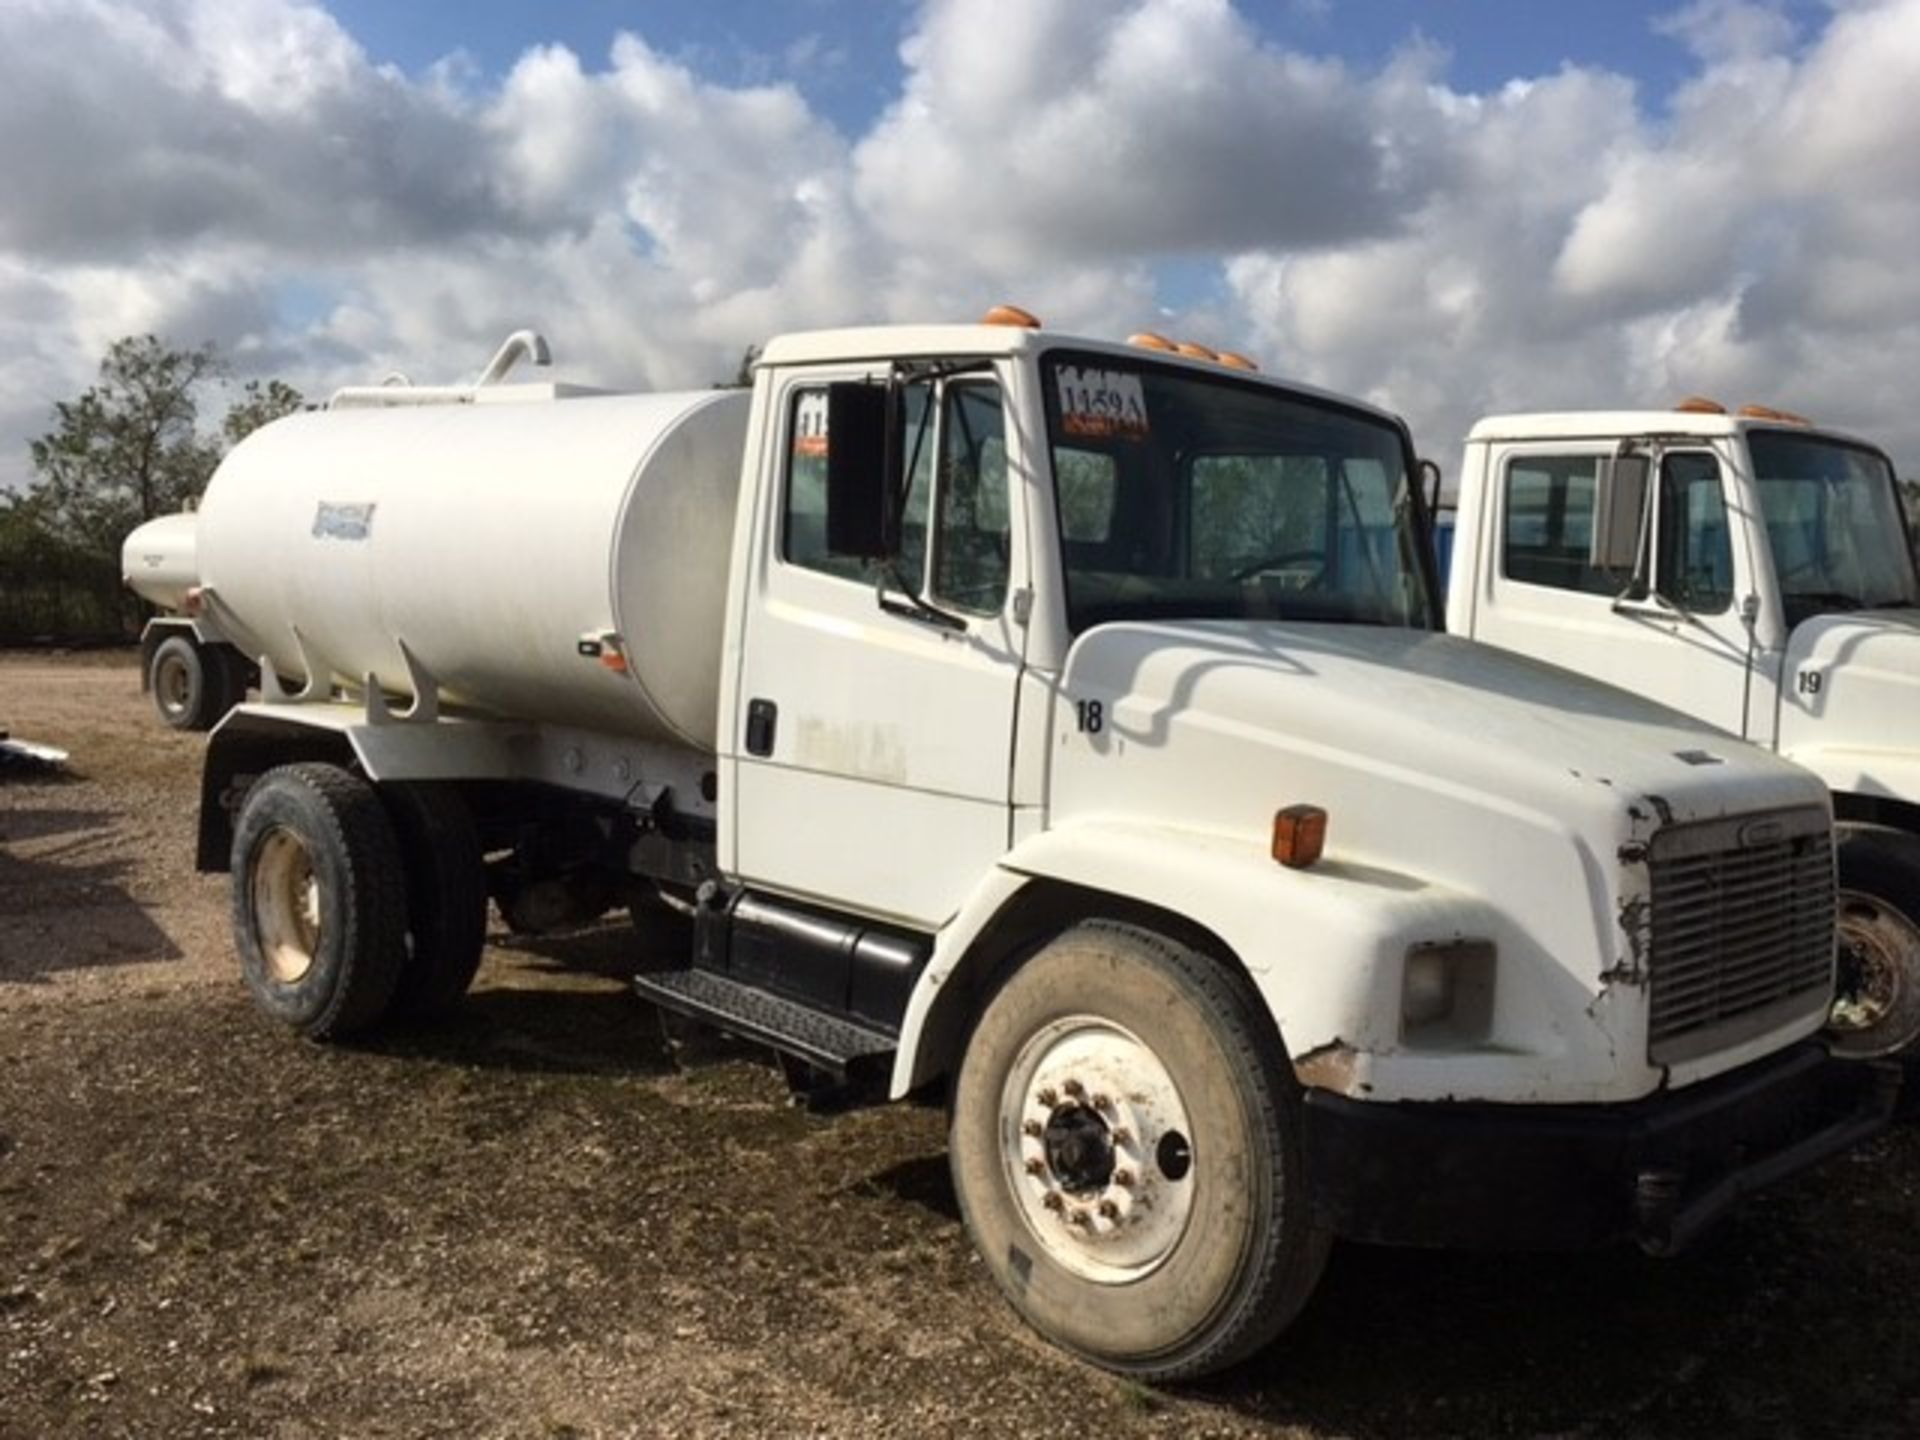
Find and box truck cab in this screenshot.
[1448,405,1920,1056]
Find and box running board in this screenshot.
[633,968,896,1079]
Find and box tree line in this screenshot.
[0,337,303,644]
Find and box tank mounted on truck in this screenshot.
[157,313,1896,1380]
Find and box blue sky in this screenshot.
[0,0,1915,483]
[325,0,1826,126]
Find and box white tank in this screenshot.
[196,388,751,752]
[122,511,199,612]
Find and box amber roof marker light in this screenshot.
[982,304,1042,328]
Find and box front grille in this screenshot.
[1646,806,1835,1065]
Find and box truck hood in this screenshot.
[1779,609,1920,795]
[1053,621,1824,856]
[1042,623,1833,1102]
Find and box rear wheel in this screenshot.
[148,636,247,730]
[1829,825,1920,1059]
[382,783,488,1018]
[950,921,1328,1380]
[230,763,407,1039]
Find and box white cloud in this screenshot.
[3,0,1920,497]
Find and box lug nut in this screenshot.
[1112,1168,1135,1188]
[1111,1127,1133,1147]
[1022,1119,1044,1139]
[1025,1157,1047,1177]
[1069,1209,1092,1228]
[1063,1078,1085,1099]
[1037,1087,1058,1107]
[1042,1192,1064,1212]
[1091,1092,1112,1111]
[1098,1199,1120,1220]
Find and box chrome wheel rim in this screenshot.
[999,1015,1196,1283]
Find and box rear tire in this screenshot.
[950,920,1328,1381]
[1830,825,1920,1059]
[149,636,247,731]
[382,783,488,1019]
[230,763,408,1039]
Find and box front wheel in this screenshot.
[1829,825,1920,1059]
[950,921,1327,1381]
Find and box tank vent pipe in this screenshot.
[475,330,552,387]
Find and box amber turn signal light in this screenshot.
[982,304,1042,328]
[1272,805,1327,869]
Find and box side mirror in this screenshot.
[1591,452,1649,573]
[824,382,891,559]
[1418,457,1444,516]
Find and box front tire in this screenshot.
[230,763,408,1039]
[950,921,1328,1380]
[1829,825,1920,1058]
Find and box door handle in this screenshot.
[745,698,777,757]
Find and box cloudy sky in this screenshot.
[3,0,1917,491]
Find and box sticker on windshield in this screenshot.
[793,391,829,458]
[1057,366,1149,441]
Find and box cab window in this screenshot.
[1501,455,1619,594]
[1654,452,1733,613]
[782,378,1011,617]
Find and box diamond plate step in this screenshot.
[633,968,896,1078]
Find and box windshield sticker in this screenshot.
[794,391,828,458]
[312,502,375,541]
[1057,367,1149,441]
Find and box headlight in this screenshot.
[1401,940,1497,1042]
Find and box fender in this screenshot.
[1784,746,1920,814]
[888,817,1547,1102]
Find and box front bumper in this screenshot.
[1303,1042,1898,1252]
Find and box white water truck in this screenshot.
[162,313,1894,1379]
[1443,402,1920,1061]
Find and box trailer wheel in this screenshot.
[149,636,247,730]
[950,920,1328,1380]
[382,783,488,1018]
[1830,825,1920,1059]
[230,763,407,1039]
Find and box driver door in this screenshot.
[728,367,1029,928]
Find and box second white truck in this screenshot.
[1446,402,1920,1058]
[165,318,1891,1378]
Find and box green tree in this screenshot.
[8,336,307,641]
[222,377,307,446]
[26,335,224,558]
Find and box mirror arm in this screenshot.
[874,562,968,633]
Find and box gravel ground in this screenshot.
[2,649,1918,1439]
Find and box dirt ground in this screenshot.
[2,650,1918,1439]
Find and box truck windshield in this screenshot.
[1749,430,1919,626]
[1042,351,1434,633]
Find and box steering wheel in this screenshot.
[1231,549,1326,584]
